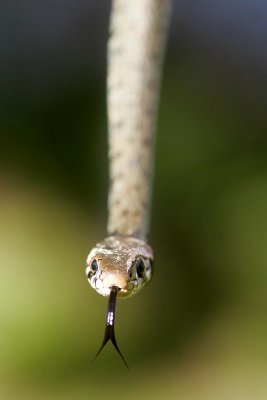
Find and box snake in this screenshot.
[85,0,171,368]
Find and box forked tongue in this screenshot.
[93,286,129,369]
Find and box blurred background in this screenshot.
[1,0,267,399]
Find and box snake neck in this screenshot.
[106,0,171,238]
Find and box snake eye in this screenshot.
[91,259,98,273]
[136,259,145,278]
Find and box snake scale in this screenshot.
[86,0,171,367]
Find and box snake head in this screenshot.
[86,235,153,298]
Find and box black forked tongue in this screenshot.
[93,286,129,369]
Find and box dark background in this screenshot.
[1,1,267,399]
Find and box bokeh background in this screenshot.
[1,1,267,399]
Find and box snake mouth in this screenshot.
[102,272,127,291]
[87,268,138,298]
[92,271,132,297]
[96,285,130,298]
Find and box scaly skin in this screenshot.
[107,0,171,239]
[87,0,170,297]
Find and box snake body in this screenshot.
[86,0,171,367]
[86,0,170,300]
[107,0,171,239]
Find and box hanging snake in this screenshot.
[86,0,171,368]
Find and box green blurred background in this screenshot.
[1,1,267,399]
